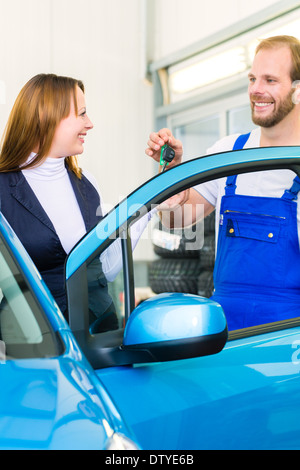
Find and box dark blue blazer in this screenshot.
[0,168,103,315]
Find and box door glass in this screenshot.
[0,237,61,359]
[79,162,300,341]
[87,241,125,334]
[174,114,220,160]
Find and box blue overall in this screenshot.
[211,133,300,330]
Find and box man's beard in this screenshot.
[251,90,295,128]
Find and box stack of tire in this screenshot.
[148,211,216,298]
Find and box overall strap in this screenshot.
[282,175,300,201]
[232,132,251,151]
[225,133,251,196]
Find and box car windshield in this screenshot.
[0,236,62,360]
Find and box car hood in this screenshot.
[0,353,114,449]
[0,326,137,451]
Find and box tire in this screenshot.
[197,271,214,298]
[149,258,203,295]
[200,234,215,269]
[152,211,215,259]
[204,211,215,235]
[152,221,203,259]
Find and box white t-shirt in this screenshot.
[194,128,300,239]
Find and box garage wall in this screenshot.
[0,0,154,210]
[151,0,286,60]
[0,0,52,140]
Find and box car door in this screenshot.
[0,214,138,450]
[65,146,300,450]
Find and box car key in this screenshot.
[160,144,175,172]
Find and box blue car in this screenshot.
[1,147,300,450]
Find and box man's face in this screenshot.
[248,46,295,128]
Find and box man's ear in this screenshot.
[292,80,300,104]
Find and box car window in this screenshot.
[80,174,300,340]
[0,237,62,360]
[65,147,300,353]
[86,251,125,334]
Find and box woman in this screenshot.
[0,74,151,332]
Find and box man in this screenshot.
[146,36,300,330]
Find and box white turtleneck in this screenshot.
[22,156,89,254]
[21,155,155,282]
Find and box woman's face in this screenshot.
[48,86,93,158]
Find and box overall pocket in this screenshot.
[214,210,286,289]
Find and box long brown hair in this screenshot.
[0,73,85,177]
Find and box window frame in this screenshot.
[0,233,64,360]
[66,147,300,369]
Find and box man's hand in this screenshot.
[157,190,191,229]
[145,128,183,169]
[157,190,190,212]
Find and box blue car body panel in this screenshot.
[0,326,137,450]
[1,146,300,449]
[0,215,138,450]
[97,328,300,450]
[0,334,135,450]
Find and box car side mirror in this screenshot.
[70,292,227,369]
[122,293,228,362]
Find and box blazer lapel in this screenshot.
[9,172,56,233]
[67,169,103,232]
[68,169,90,230]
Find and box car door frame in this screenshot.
[65,146,300,367]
